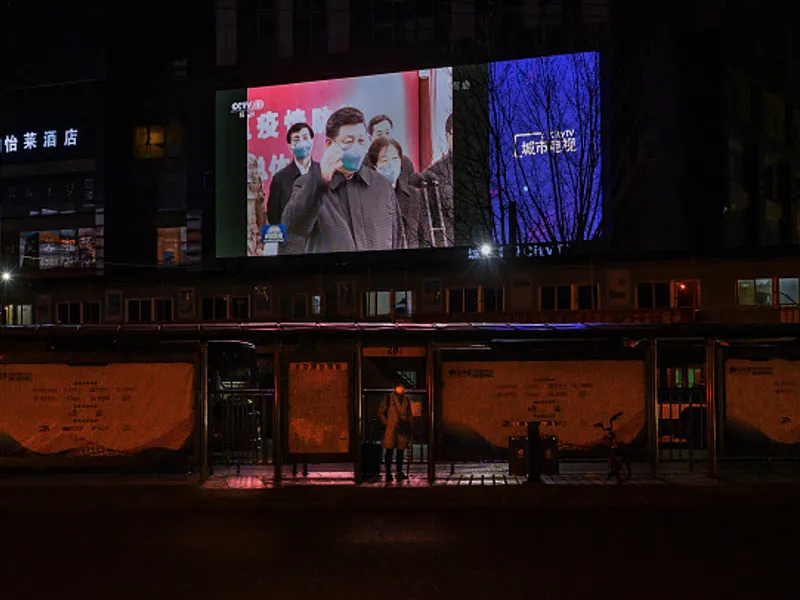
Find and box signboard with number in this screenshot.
[440,361,646,460]
[0,363,195,457]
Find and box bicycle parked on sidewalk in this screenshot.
[594,412,632,484]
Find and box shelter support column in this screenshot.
[427,342,436,484]
[706,338,718,478]
[200,342,209,481]
[355,342,363,484]
[273,345,283,486]
[648,339,659,479]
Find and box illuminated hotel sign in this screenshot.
[0,128,79,154]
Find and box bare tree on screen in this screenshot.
[452,20,660,253]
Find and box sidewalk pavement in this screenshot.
[1,461,800,512]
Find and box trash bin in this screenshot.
[539,436,559,475]
[508,436,528,477]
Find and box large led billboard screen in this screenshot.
[215,52,601,259]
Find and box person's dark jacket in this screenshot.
[395,177,430,249]
[398,155,415,188]
[280,162,407,255]
[421,152,454,246]
[267,161,316,225]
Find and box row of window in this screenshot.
[11,276,800,326]
[38,278,703,325]
[736,277,800,307]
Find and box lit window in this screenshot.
[779,278,799,306]
[755,279,773,306]
[737,278,774,306]
[311,295,322,317]
[736,279,755,306]
[133,126,166,160]
[395,291,413,317]
[157,227,187,265]
[365,291,392,318]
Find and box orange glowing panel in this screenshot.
[287,362,350,454]
[0,363,195,456]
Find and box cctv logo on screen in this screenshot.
[231,100,264,117]
[261,224,287,244]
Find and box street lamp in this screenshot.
[1,272,10,282]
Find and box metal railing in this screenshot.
[209,389,273,473]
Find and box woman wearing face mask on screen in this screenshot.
[366,137,429,249]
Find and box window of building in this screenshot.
[483,287,504,313]
[5,304,33,325]
[422,279,443,312]
[540,285,571,311]
[231,296,250,321]
[365,291,392,318]
[576,284,600,310]
[83,301,101,324]
[674,280,700,309]
[126,299,153,323]
[253,287,272,317]
[202,296,229,320]
[293,0,327,58]
[106,291,122,320]
[157,227,187,265]
[508,278,532,310]
[311,294,322,317]
[449,287,479,313]
[57,302,82,325]
[155,298,173,322]
[177,289,196,320]
[394,291,413,317]
[133,126,166,160]
[328,0,350,54]
[292,293,309,319]
[636,282,671,309]
[736,278,773,307]
[216,0,238,66]
[779,278,799,306]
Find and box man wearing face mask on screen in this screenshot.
[281,107,407,255]
[267,122,317,226]
[367,137,429,248]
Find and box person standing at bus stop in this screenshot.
[379,381,412,482]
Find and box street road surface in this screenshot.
[0,496,794,599]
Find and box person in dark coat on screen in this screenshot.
[280,107,407,255]
[366,136,430,248]
[420,113,454,246]
[379,381,413,482]
[367,114,416,188]
[267,122,317,225]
